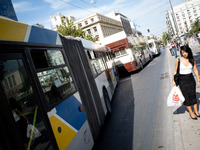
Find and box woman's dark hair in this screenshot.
[180,45,194,66]
[9,97,22,112]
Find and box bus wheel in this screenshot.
[103,88,112,116]
[139,60,143,69]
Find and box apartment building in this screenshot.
[105,12,133,35]
[50,13,76,30]
[74,13,123,41]
[166,0,200,38]
[50,12,123,41]
[0,0,18,21]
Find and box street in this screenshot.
[93,43,200,150]
[93,47,175,150]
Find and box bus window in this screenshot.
[89,51,96,59]
[31,50,65,69]
[148,43,153,48]
[31,49,76,108]
[90,60,102,76]
[114,51,120,56]
[87,51,92,59]
[0,59,53,150]
[87,51,105,77]
[120,50,127,55]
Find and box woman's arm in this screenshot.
[15,109,30,124]
[172,60,179,86]
[193,61,200,87]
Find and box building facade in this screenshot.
[74,13,123,41]
[105,12,133,35]
[50,13,76,30]
[50,13,123,41]
[0,0,18,21]
[166,0,200,38]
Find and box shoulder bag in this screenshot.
[174,59,180,86]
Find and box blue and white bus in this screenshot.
[0,17,118,150]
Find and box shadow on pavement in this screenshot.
[92,76,135,150]
[173,92,200,114]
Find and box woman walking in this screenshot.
[171,41,177,58]
[172,45,200,120]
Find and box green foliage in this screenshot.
[139,42,146,46]
[57,18,98,42]
[158,41,162,44]
[162,32,171,44]
[189,19,200,36]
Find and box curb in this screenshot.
[167,47,184,150]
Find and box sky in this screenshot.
[12,0,186,36]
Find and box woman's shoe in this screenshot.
[194,113,200,118]
[189,114,197,120]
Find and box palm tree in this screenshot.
[162,32,171,44]
[189,19,200,36]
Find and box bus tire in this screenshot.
[103,88,112,117]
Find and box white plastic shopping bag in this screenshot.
[27,124,41,140]
[167,86,185,107]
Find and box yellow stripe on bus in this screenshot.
[0,17,28,42]
[49,115,77,150]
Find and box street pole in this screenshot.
[169,0,181,42]
[134,22,138,36]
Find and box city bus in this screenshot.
[100,31,153,75]
[147,39,161,56]
[0,17,118,150]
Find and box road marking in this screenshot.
[160,72,169,80]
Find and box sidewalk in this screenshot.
[167,42,200,150]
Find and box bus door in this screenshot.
[101,52,114,93]
[0,52,57,150]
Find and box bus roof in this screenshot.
[0,17,61,45]
[76,37,111,52]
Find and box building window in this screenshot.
[79,23,82,27]
[91,18,94,22]
[95,35,99,40]
[85,20,88,25]
[87,29,91,34]
[93,26,97,32]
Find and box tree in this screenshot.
[139,42,146,46]
[189,19,200,36]
[57,18,98,42]
[162,32,171,44]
